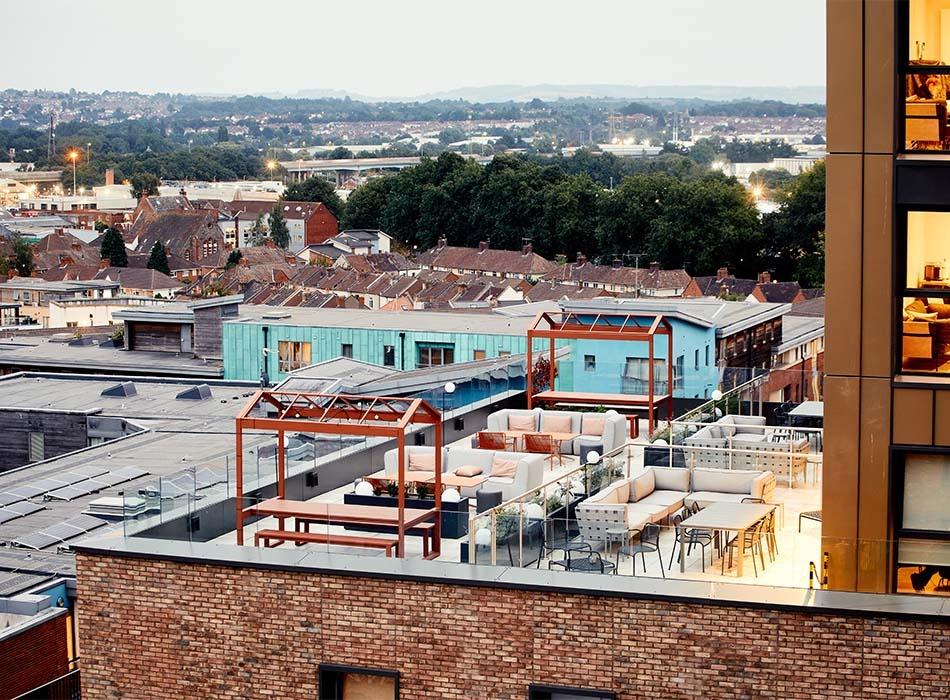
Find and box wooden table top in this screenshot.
[679,502,774,531]
[429,472,488,488]
[246,497,435,528]
[502,430,579,441]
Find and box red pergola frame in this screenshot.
[234,390,443,557]
[526,311,675,432]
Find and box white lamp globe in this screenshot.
[354,480,374,496]
[711,389,723,401]
[653,438,668,446]
[442,487,461,503]
[475,527,492,546]
[605,409,619,417]
[444,381,456,394]
[586,450,601,464]
[524,502,545,520]
[569,478,586,495]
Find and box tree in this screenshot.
[281,177,345,219]
[760,161,826,284]
[99,227,128,267]
[147,241,171,276]
[11,235,34,277]
[216,125,229,142]
[246,212,268,246]
[268,205,290,249]
[130,173,160,200]
[226,250,243,268]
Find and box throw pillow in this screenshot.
[490,456,518,478]
[508,413,536,431]
[541,414,573,434]
[408,451,435,471]
[581,415,606,436]
[454,465,483,477]
[909,310,938,322]
[907,299,928,314]
[928,302,950,319]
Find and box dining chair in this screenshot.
[618,523,664,578]
[477,431,508,451]
[723,520,766,578]
[523,433,560,468]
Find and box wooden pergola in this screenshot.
[526,311,675,433]
[234,390,442,557]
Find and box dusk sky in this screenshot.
[8,0,826,97]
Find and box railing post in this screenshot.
[490,509,498,566]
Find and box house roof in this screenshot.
[541,262,691,291]
[130,210,220,255]
[415,243,556,276]
[144,195,193,213]
[341,252,414,273]
[94,267,182,290]
[230,200,335,222]
[31,229,101,270]
[525,282,611,302]
[690,275,759,298]
[755,281,803,304]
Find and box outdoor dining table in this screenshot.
[244,497,437,557]
[677,502,775,577]
[502,430,579,465]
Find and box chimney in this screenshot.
[478,240,489,252]
[105,169,115,186]
[437,237,447,249]
[576,252,587,266]
[649,261,660,273]
[611,258,622,269]
[521,242,532,256]
[716,266,729,280]
[758,271,772,284]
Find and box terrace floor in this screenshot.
[222,428,823,591]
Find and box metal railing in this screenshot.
[13,668,81,700]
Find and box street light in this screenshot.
[711,389,723,419]
[442,381,456,415]
[67,149,79,195]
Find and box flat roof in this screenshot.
[0,337,224,378]
[773,315,825,354]
[229,305,538,336]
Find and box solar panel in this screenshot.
[64,515,107,532]
[111,467,148,481]
[41,523,86,541]
[0,492,21,507]
[4,501,44,517]
[46,484,98,501]
[0,510,20,525]
[7,484,46,499]
[31,478,67,493]
[71,466,110,479]
[12,532,61,550]
[55,471,100,486]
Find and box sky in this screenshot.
[6,0,826,97]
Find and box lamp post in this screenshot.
[442,381,456,416]
[711,389,723,419]
[68,149,78,195]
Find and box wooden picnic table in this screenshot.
[244,497,437,557]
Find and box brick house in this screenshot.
[416,239,557,281]
[224,200,339,251]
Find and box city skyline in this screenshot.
[8,0,826,98]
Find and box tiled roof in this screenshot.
[415,244,556,276]
[756,281,803,304]
[145,195,193,213]
[690,275,759,298]
[32,229,101,270]
[230,200,334,222]
[130,211,220,255]
[341,252,414,273]
[525,282,611,302]
[541,262,691,291]
[94,267,182,290]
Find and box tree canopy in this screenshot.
[268,205,290,249]
[130,173,160,200]
[147,241,171,276]
[281,177,345,219]
[99,227,128,267]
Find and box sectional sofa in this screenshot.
[383,446,544,501]
[486,408,628,456]
[575,466,776,542]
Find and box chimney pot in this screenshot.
[649,261,660,273]
[437,237,447,249]
[716,267,729,280]
[105,169,115,186]
[758,271,772,284]
[576,253,587,265]
[611,258,622,269]
[522,242,532,256]
[478,240,488,252]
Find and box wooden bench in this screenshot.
[253,528,399,557]
[296,517,436,557]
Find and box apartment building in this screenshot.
[824,0,950,595]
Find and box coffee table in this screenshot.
[427,472,488,490]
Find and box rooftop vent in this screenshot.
[176,384,212,401]
[261,312,291,320]
[101,381,137,398]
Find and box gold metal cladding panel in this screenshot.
[827,0,866,153]
[892,387,935,445]
[825,154,864,377]
[864,0,896,154]
[858,378,892,542]
[823,375,861,543]
[934,388,950,446]
[861,155,893,378]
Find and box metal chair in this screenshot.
[741,497,765,504]
[549,549,615,574]
[536,519,591,569]
[762,510,778,561]
[523,433,560,468]
[617,524,665,578]
[689,501,701,515]
[477,431,508,451]
[670,511,713,572]
[723,520,766,578]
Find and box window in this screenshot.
[584,354,596,371]
[341,343,353,358]
[529,685,614,700]
[893,451,950,597]
[621,357,668,394]
[674,354,685,390]
[694,348,700,370]
[319,665,398,700]
[705,344,710,366]
[277,340,311,373]
[902,2,950,152]
[28,431,44,463]
[899,210,950,374]
[201,239,219,258]
[383,345,395,367]
[417,342,454,368]
[66,321,78,328]
[498,350,511,357]
[473,349,486,361]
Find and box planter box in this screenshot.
[342,493,469,539]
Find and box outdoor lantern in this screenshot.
[586,450,601,464]
[442,487,461,502]
[524,502,544,520]
[354,480,374,496]
[475,527,492,546]
[711,389,723,401]
[444,381,456,394]
[569,478,586,495]
[605,409,619,417]
[653,438,668,446]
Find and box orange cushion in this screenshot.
[541,414,573,433]
[454,465,483,477]
[581,415,606,436]
[408,451,435,470]
[508,413,536,431]
[490,456,518,478]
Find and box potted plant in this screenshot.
[415,483,432,500]
[385,480,399,498]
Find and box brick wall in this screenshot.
[0,610,69,699]
[75,552,950,700]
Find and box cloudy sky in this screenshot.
[8,0,826,97]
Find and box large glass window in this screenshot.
[899,210,950,374]
[383,345,395,367]
[319,665,397,700]
[902,2,950,151]
[417,342,454,368]
[277,340,311,373]
[621,357,669,394]
[894,451,950,597]
[529,686,614,700]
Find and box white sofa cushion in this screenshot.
[629,470,656,502]
[653,467,690,492]
[692,467,766,494]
